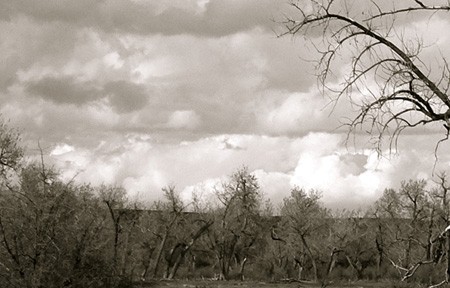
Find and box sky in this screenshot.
[1,0,450,210]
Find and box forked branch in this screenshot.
[281,0,450,152]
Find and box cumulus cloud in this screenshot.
[220,138,246,151]
[47,135,300,202]
[166,110,201,130]
[291,149,383,209]
[287,133,450,209]
[256,92,325,134]
[43,131,449,209]
[252,169,292,206]
[180,177,224,209]
[253,89,358,136]
[50,143,75,156]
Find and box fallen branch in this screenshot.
[428,280,447,288]
[388,258,434,281]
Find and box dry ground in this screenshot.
[133,279,395,288]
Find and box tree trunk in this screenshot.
[294,257,303,281]
[298,265,303,281]
[106,202,122,272]
[153,231,168,278]
[404,237,412,268]
[223,254,232,280]
[166,220,213,279]
[375,237,383,280]
[165,243,186,279]
[217,234,239,281]
[346,255,363,280]
[326,249,339,277]
[300,235,318,282]
[168,249,186,279]
[446,230,450,282]
[238,257,247,281]
[346,256,357,279]
[426,208,435,260]
[140,247,154,281]
[218,255,228,280]
[268,262,275,281]
[121,226,134,276]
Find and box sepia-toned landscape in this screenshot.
[1,0,450,287]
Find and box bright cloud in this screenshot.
[44,132,450,210]
[166,110,201,130]
[50,143,75,156]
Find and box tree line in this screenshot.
[1,121,450,288]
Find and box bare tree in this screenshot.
[207,167,262,280]
[281,0,450,152]
[0,122,121,287]
[153,185,185,279]
[0,119,23,180]
[99,185,129,275]
[0,162,117,288]
[369,178,450,287]
[430,173,450,288]
[325,210,377,281]
[280,188,329,283]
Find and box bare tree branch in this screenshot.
[281,0,450,153]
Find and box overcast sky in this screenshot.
[1,0,450,209]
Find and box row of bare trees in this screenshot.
[3,120,450,287]
[266,177,450,287]
[0,122,269,286]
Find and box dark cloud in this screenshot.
[0,0,97,23]
[26,76,149,113]
[3,0,287,36]
[104,81,148,113]
[26,76,102,105]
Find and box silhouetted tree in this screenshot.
[207,167,262,280]
[280,188,329,282]
[281,0,450,152]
